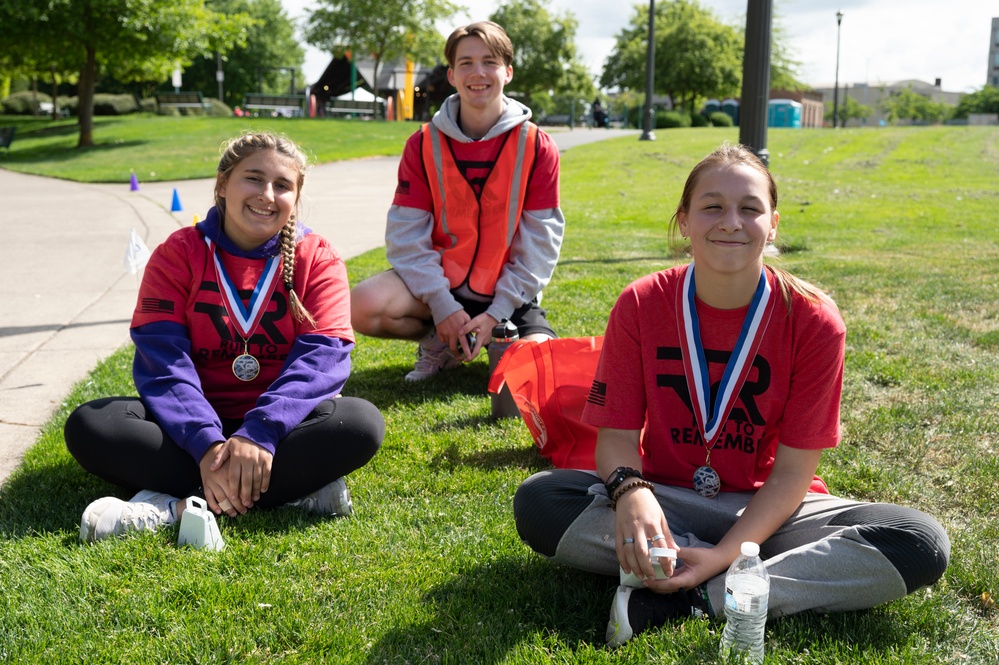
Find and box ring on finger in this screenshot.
[652,534,666,542]
[622,537,635,545]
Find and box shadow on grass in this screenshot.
[0,456,121,538]
[346,360,492,410]
[361,551,929,662]
[0,449,353,541]
[363,557,616,663]
[430,441,550,473]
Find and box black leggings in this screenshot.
[65,396,384,507]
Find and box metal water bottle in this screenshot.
[488,319,520,419]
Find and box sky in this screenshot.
[282,0,996,94]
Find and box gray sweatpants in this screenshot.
[513,470,950,618]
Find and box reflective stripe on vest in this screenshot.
[422,121,538,297]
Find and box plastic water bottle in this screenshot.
[719,541,769,664]
[488,319,520,418]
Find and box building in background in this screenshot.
[810,79,963,127]
[309,56,450,121]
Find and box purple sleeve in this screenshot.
[131,321,225,462]
[132,324,354,461]
[234,334,354,454]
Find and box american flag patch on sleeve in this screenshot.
[587,380,607,406]
[140,298,174,314]
[395,179,410,196]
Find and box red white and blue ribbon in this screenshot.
[206,238,281,340]
[677,263,775,446]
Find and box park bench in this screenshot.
[0,126,15,152]
[155,91,210,113]
[326,99,381,116]
[243,94,305,117]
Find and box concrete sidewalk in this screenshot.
[0,126,637,484]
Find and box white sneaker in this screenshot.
[286,478,353,517]
[606,585,636,647]
[404,331,461,382]
[80,489,178,543]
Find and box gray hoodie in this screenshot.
[385,93,565,326]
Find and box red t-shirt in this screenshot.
[582,265,845,494]
[392,124,560,211]
[132,226,353,419]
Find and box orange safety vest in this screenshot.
[422,121,538,297]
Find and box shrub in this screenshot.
[203,98,232,117]
[1,90,49,115]
[690,112,711,127]
[58,96,77,115]
[709,111,734,127]
[93,93,139,115]
[656,110,691,129]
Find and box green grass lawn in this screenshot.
[1,118,997,663]
[0,113,415,181]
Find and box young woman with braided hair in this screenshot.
[65,131,384,542]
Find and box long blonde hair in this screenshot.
[215,132,316,326]
[668,143,829,313]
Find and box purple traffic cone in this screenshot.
[170,188,183,212]
[129,172,139,191]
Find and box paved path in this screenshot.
[0,126,638,484]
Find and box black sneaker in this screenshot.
[606,584,710,647]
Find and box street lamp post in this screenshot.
[738,0,773,167]
[640,0,656,141]
[833,10,843,128]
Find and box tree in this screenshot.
[824,94,871,126]
[0,0,252,147]
[880,86,953,125]
[0,1,80,119]
[304,0,458,118]
[769,18,806,92]
[952,85,999,119]
[601,1,743,113]
[183,0,304,107]
[488,0,595,115]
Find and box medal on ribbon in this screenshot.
[676,263,775,497]
[206,238,281,382]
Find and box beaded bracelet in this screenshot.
[610,479,655,511]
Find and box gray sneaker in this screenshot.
[404,331,461,382]
[80,489,179,543]
[287,478,353,517]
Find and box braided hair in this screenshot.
[215,131,316,325]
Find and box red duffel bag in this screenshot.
[488,336,603,470]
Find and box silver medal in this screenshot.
[233,353,260,381]
[692,465,721,498]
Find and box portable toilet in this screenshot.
[721,98,739,125]
[768,99,802,128]
[703,98,720,115]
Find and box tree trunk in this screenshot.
[50,67,59,121]
[373,57,382,120]
[77,45,97,148]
